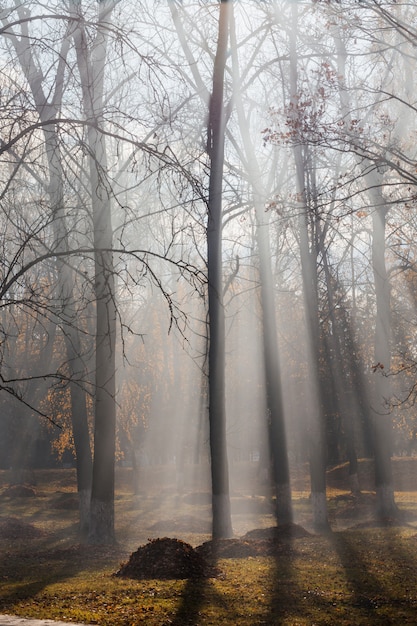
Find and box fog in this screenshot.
[0,0,416,540]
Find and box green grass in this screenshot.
[1,465,417,625]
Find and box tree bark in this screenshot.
[333,28,398,517]
[207,0,233,540]
[289,3,329,530]
[371,204,398,518]
[229,11,292,525]
[72,0,117,544]
[257,214,293,524]
[4,8,93,537]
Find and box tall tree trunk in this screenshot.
[256,214,293,524]
[318,224,360,494]
[370,204,398,518]
[4,9,93,537]
[207,0,233,539]
[333,28,398,517]
[46,135,93,538]
[289,4,329,530]
[229,12,292,525]
[72,0,118,544]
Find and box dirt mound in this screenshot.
[2,484,36,498]
[114,537,220,580]
[0,517,45,540]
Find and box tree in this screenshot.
[330,16,400,517]
[206,0,233,539]
[1,3,93,537]
[70,0,119,544]
[285,2,329,529]
[229,8,292,524]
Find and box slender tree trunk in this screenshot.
[371,205,398,518]
[5,11,93,537]
[72,0,117,544]
[333,29,398,517]
[207,0,233,539]
[46,137,93,538]
[228,11,292,525]
[319,226,360,494]
[257,213,293,524]
[289,4,329,530]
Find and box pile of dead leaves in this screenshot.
[115,525,312,580]
[2,484,36,498]
[196,524,311,560]
[0,517,45,540]
[114,537,221,580]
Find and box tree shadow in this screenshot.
[266,538,305,625]
[169,543,237,626]
[332,529,397,625]
[0,524,125,611]
[170,576,214,626]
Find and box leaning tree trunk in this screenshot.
[72,0,118,544]
[206,0,233,539]
[333,28,398,517]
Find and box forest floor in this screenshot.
[1,459,417,625]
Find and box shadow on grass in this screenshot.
[267,548,303,624]
[384,524,417,576]
[332,529,396,625]
[375,525,417,618]
[172,525,307,626]
[169,576,211,626]
[0,522,122,612]
[169,541,241,626]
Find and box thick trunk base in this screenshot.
[275,482,293,525]
[78,488,91,540]
[311,491,330,532]
[349,473,361,496]
[88,498,115,545]
[212,493,233,539]
[376,484,399,521]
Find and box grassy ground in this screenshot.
[1,461,417,625]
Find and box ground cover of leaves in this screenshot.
[2,523,417,625]
[1,463,417,624]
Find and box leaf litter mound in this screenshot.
[2,484,36,498]
[0,516,45,540]
[196,523,311,560]
[114,537,221,580]
[115,524,311,580]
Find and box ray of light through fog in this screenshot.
[0,0,416,540]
